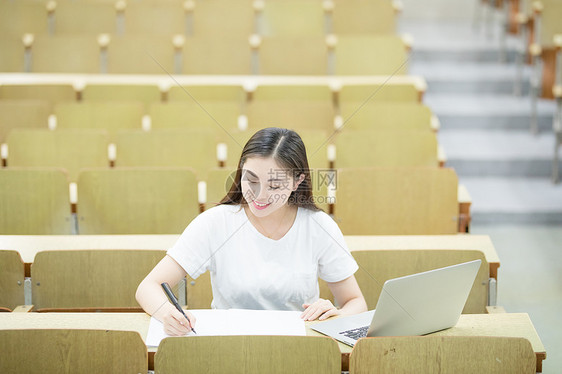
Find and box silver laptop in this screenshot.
[311,259,481,347]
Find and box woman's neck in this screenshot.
[244,204,298,240]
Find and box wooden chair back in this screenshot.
[340,102,433,131]
[339,84,420,104]
[0,329,147,374]
[106,35,176,74]
[261,1,326,37]
[155,335,341,374]
[335,35,408,76]
[115,129,217,179]
[247,101,335,132]
[349,336,536,374]
[0,84,75,108]
[334,129,438,168]
[205,168,236,209]
[0,168,72,234]
[351,249,489,313]
[31,35,101,74]
[334,167,459,235]
[83,84,160,104]
[332,0,396,35]
[192,1,255,39]
[182,37,252,75]
[258,37,329,75]
[54,101,144,142]
[7,129,109,183]
[31,249,173,311]
[77,168,199,234]
[0,250,25,311]
[149,101,240,134]
[0,100,50,143]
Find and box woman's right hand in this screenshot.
[158,303,197,336]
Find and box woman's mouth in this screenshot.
[253,200,271,210]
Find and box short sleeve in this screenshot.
[167,208,215,279]
[314,212,359,282]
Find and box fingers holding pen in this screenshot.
[162,305,196,336]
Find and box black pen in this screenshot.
[161,282,197,334]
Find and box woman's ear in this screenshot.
[293,173,306,191]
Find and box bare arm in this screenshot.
[135,255,196,335]
[301,275,367,321]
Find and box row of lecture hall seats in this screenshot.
[1,127,442,174]
[0,248,490,313]
[0,34,409,75]
[0,330,537,374]
[0,167,465,235]
[508,0,562,181]
[3,247,497,323]
[0,0,399,37]
[0,82,425,109]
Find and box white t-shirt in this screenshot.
[167,204,358,311]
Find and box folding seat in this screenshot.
[106,35,177,75]
[0,100,50,143]
[0,2,49,37]
[334,35,408,76]
[53,2,117,35]
[257,36,329,75]
[31,249,172,312]
[349,337,535,374]
[115,128,218,179]
[182,37,252,75]
[54,102,144,141]
[339,102,435,131]
[0,251,25,311]
[0,168,72,235]
[0,38,25,73]
[333,167,459,235]
[247,101,335,132]
[155,336,341,374]
[332,0,397,35]
[83,84,161,105]
[192,0,256,38]
[149,101,241,135]
[259,0,327,37]
[123,2,186,36]
[6,129,109,183]
[0,85,76,108]
[30,35,101,73]
[0,330,147,373]
[77,168,200,234]
[333,129,438,168]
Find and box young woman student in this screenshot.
[136,127,367,336]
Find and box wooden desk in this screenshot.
[308,313,546,372]
[0,234,500,279]
[0,312,545,372]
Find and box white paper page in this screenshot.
[146,309,306,347]
[226,309,306,336]
[146,309,229,347]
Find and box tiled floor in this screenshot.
[472,223,562,373]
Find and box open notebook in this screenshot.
[146,309,306,347]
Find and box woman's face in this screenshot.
[241,156,302,217]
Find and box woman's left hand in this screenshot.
[301,299,340,321]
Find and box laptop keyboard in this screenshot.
[340,325,369,340]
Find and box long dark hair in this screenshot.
[220,127,320,211]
